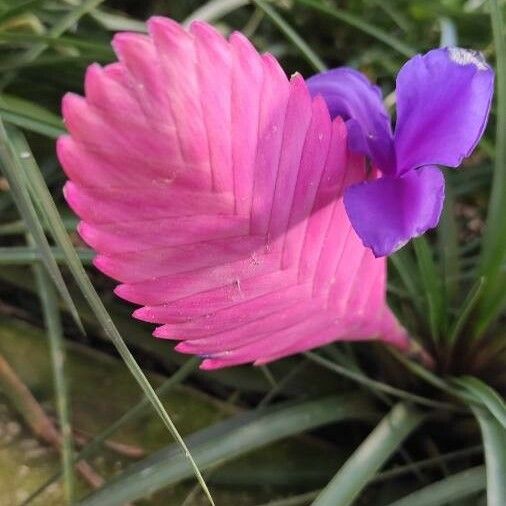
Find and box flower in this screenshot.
[58,17,409,369]
[307,48,494,257]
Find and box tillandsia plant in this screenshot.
[0,1,504,506]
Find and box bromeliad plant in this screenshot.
[0,1,504,506]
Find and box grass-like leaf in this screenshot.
[311,402,425,506]
[32,259,75,503]
[476,0,506,336]
[455,376,506,429]
[472,407,506,506]
[0,0,47,24]
[292,0,415,57]
[0,94,64,138]
[437,185,460,305]
[389,247,425,320]
[305,352,458,411]
[252,0,327,72]
[0,246,93,264]
[0,119,84,332]
[79,394,378,506]
[413,237,445,343]
[0,0,108,89]
[446,277,485,353]
[385,466,486,506]
[183,0,249,26]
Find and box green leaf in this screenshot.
[437,184,460,305]
[305,352,458,411]
[413,237,445,342]
[389,247,425,319]
[292,0,416,57]
[311,403,425,506]
[252,0,327,72]
[478,0,506,332]
[0,246,93,264]
[385,466,486,506]
[89,9,148,32]
[79,394,378,506]
[183,0,249,25]
[446,277,484,350]
[32,260,75,504]
[9,130,215,505]
[0,0,47,25]
[472,408,506,506]
[0,94,64,138]
[454,376,506,429]
[0,119,84,332]
[0,0,109,89]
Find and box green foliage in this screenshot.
[0,1,503,505]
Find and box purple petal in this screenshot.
[343,165,445,257]
[394,47,494,174]
[307,67,396,174]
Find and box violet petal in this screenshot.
[394,47,494,174]
[343,165,445,257]
[307,67,396,174]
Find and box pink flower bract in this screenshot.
[58,16,409,369]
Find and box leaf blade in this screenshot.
[311,402,425,506]
[79,394,378,506]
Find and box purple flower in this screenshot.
[307,47,494,257]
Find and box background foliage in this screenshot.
[0,0,504,505]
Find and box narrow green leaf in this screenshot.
[0,119,84,332]
[0,0,108,89]
[79,395,378,506]
[312,402,425,506]
[252,0,327,72]
[0,0,47,24]
[0,31,113,56]
[256,491,318,506]
[292,0,416,57]
[472,408,506,506]
[473,280,506,340]
[389,248,425,317]
[0,216,77,236]
[255,445,484,506]
[10,130,215,505]
[305,352,460,412]
[32,259,75,504]
[386,348,456,397]
[437,185,460,305]
[385,466,486,506]
[413,237,444,342]
[447,277,484,349]
[0,246,93,264]
[90,9,148,32]
[0,94,64,138]
[478,0,506,323]
[455,376,506,429]
[183,0,249,25]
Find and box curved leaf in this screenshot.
[312,402,425,506]
[386,466,486,506]
[79,394,378,506]
[455,376,506,429]
[473,408,506,506]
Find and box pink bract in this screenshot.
[58,17,409,369]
